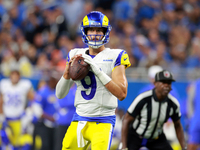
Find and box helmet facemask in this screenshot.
[80,11,112,49]
[86,34,105,49]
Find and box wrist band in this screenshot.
[97,71,111,85]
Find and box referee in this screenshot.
[121,70,187,150]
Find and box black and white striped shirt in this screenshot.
[127,89,181,139]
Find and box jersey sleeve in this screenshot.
[114,50,131,70]
[171,103,181,122]
[26,80,33,91]
[0,80,8,94]
[168,94,181,122]
[127,95,146,118]
[66,52,70,66]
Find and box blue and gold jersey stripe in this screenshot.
[114,50,131,70]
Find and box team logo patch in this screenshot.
[124,57,128,61]
[163,71,170,78]
[120,51,131,68]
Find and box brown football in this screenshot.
[69,56,90,81]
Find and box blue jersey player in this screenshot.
[56,11,131,150]
[187,79,200,150]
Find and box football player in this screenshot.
[56,11,131,150]
[0,69,35,150]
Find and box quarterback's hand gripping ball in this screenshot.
[69,56,90,80]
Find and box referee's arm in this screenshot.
[174,119,187,150]
[121,112,135,149]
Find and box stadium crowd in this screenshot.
[0,0,200,150]
[1,0,200,78]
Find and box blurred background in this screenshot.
[0,0,200,150]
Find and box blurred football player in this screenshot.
[0,69,35,150]
[187,79,200,150]
[31,74,58,150]
[56,11,131,150]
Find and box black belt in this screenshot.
[133,128,162,140]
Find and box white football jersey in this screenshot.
[67,48,131,117]
[0,78,32,118]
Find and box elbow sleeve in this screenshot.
[56,76,74,99]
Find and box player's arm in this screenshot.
[25,84,36,109]
[82,52,130,101]
[173,119,187,150]
[105,65,128,101]
[27,87,35,101]
[55,54,81,99]
[31,101,55,122]
[41,113,55,122]
[0,93,5,123]
[121,112,135,149]
[187,83,195,118]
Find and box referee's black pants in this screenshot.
[127,127,173,150]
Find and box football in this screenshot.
[69,56,90,81]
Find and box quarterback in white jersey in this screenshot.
[68,48,129,117]
[56,11,131,150]
[0,70,34,148]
